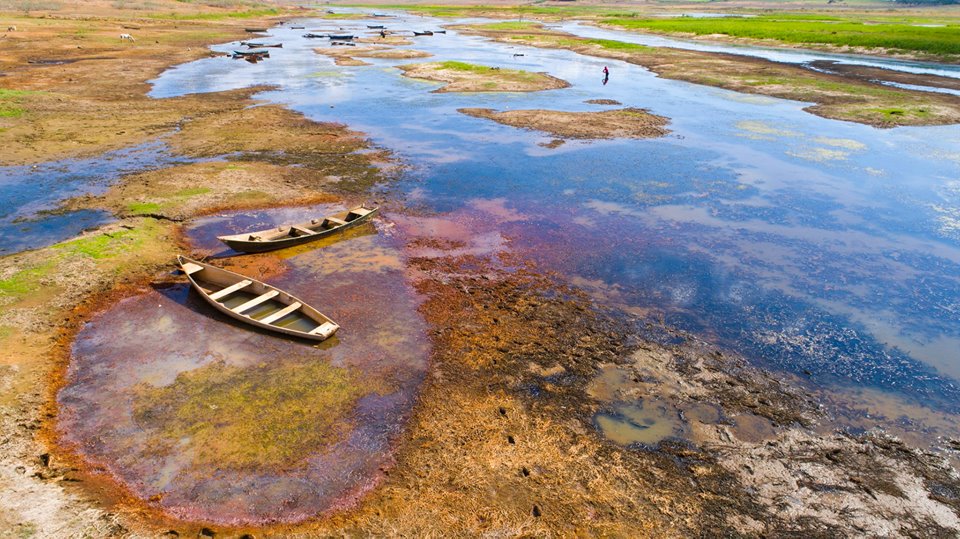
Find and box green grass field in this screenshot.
[602,16,960,57]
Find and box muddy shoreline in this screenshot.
[2,4,960,537]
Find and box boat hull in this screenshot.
[219,206,378,254]
[177,256,339,342]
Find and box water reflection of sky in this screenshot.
[148,14,960,411]
[0,141,191,254]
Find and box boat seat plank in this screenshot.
[309,322,338,336]
[260,302,302,325]
[326,217,347,227]
[181,262,205,275]
[209,279,252,301]
[292,226,315,236]
[351,208,372,217]
[232,290,279,313]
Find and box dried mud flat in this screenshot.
[398,62,570,93]
[460,107,671,139]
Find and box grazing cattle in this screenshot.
[120,33,135,42]
[7,26,16,31]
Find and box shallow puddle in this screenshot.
[58,208,428,525]
[594,400,686,446]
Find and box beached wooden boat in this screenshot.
[328,34,354,40]
[413,31,434,36]
[177,255,339,341]
[244,28,267,33]
[303,33,326,38]
[367,25,385,29]
[217,205,378,253]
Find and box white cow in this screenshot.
[7,26,16,31]
[120,33,135,42]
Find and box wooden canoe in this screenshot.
[217,205,379,254]
[243,42,282,48]
[413,31,433,36]
[177,255,339,341]
[328,34,355,40]
[232,50,269,57]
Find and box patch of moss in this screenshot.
[126,187,212,216]
[127,202,163,215]
[438,60,495,73]
[53,220,161,260]
[0,260,56,297]
[0,89,40,119]
[173,187,212,197]
[132,360,367,469]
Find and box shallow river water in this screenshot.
[57,11,960,523]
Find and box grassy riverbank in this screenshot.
[603,15,960,59]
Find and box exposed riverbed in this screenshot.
[39,8,960,533]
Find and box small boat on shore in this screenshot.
[244,28,267,33]
[367,25,385,29]
[177,255,339,341]
[413,31,434,36]
[329,34,354,40]
[217,205,378,253]
[290,26,305,30]
[434,30,447,34]
[303,33,326,38]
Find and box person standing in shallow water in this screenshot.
[603,66,609,85]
